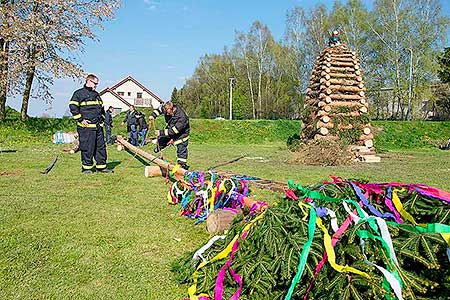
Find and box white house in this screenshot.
[99,76,164,116]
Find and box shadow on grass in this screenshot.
[124,148,150,166]
[107,160,122,170]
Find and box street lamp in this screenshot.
[229,77,235,120]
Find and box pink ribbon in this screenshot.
[214,231,250,300]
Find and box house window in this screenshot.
[128,92,131,96]
[117,92,124,96]
[137,92,142,99]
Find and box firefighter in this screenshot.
[149,101,190,169]
[69,74,113,174]
[104,106,114,145]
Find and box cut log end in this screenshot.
[145,166,163,178]
[319,127,329,135]
[364,139,374,148]
[206,209,242,234]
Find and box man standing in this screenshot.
[105,106,114,145]
[136,112,148,146]
[149,101,190,170]
[122,105,138,146]
[69,74,113,174]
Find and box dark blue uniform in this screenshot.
[151,104,190,168]
[105,110,113,145]
[69,85,107,171]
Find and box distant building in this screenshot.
[99,75,164,116]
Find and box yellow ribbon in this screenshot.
[392,188,450,246]
[316,217,370,279]
[392,188,419,226]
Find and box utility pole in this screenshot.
[406,48,413,121]
[229,77,235,120]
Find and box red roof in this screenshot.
[105,75,164,104]
[99,88,132,107]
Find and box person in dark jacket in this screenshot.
[69,74,113,174]
[136,112,148,146]
[105,106,114,145]
[121,105,138,146]
[328,29,341,47]
[149,101,190,169]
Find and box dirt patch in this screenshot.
[290,140,353,166]
[0,169,23,177]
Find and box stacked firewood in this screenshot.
[302,44,380,162]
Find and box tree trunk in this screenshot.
[0,39,9,122]
[243,51,255,119]
[257,66,262,119]
[21,60,36,120]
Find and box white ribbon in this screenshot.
[375,217,399,267]
[193,235,227,263]
[324,208,339,233]
[360,239,403,300]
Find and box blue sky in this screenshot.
[6,0,449,117]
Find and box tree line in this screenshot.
[0,0,120,121]
[173,0,450,120]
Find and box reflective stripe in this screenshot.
[174,136,189,145]
[96,164,106,169]
[69,101,79,106]
[82,165,94,170]
[177,158,187,162]
[77,122,96,128]
[154,110,160,116]
[164,129,169,136]
[73,114,82,120]
[172,126,179,134]
[77,122,104,128]
[80,100,102,106]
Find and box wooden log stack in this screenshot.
[302,44,380,162]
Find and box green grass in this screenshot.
[1,110,450,299]
[1,107,449,150]
[1,140,450,299]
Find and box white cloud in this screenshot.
[143,0,160,11]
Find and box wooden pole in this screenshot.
[117,135,187,176]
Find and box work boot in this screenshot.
[180,163,189,170]
[82,169,94,174]
[98,168,114,174]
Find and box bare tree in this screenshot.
[1,0,120,121]
[248,21,274,119]
[234,32,256,119]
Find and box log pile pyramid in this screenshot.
[301,44,380,162]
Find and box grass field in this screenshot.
[1,115,450,299]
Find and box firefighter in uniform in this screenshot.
[149,101,190,170]
[69,74,113,174]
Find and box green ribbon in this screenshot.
[285,203,316,300]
